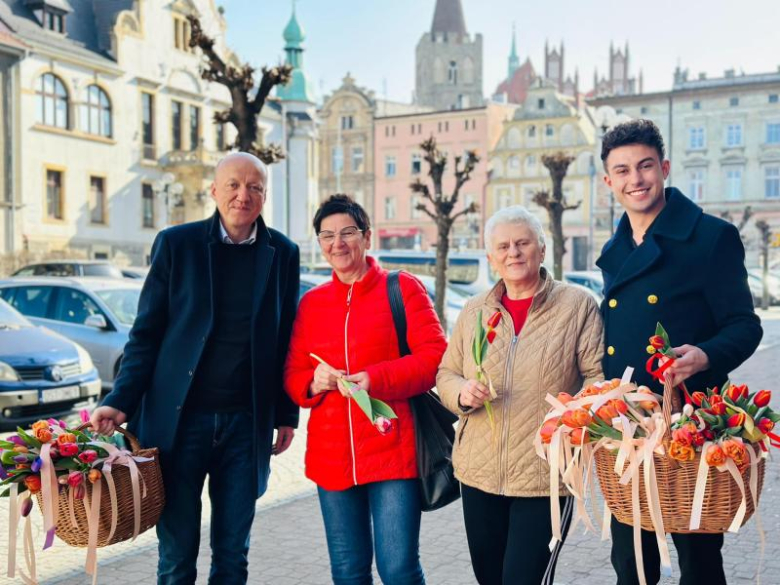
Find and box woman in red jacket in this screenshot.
[285,194,446,585]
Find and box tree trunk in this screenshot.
[549,205,565,280]
[435,218,451,331]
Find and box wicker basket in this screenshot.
[595,379,765,534]
[36,424,165,547]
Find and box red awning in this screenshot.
[379,228,420,238]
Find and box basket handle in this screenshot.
[661,375,685,442]
[75,422,142,453]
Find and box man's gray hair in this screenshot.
[215,152,268,181]
[484,205,546,250]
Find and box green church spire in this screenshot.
[508,23,520,80]
[278,0,314,103]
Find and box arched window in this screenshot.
[80,85,112,137]
[35,73,69,129]
[448,61,458,85]
[527,125,536,138]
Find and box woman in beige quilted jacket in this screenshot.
[436,205,604,585]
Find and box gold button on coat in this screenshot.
[647,294,658,304]
[607,346,615,356]
[608,299,618,308]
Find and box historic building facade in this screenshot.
[589,67,780,266]
[488,80,599,270]
[415,0,483,111]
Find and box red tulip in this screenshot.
[374,416,393,435]
[710,402,727,416]
[753,390,771,408]
[725,384,748,402]
[486,329,497,344]
[59,443,78,457]
[727,412,746,428]
[709,394,723,406]
[692,432,706,447]
[487,311,502,329]
[758,418,775,434]
[649,335,665,349]
[691,392,706,406]
[78,450,98,464]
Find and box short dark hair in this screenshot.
[601,119,666,167]
[313,194,371,234]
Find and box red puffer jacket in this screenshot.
[284,257,447,491]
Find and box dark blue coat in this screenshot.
[102,213,300,497]
[596,188,762,393]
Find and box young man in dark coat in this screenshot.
[91,152,300,584]
[596,119,763,585]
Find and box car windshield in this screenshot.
[83,264,124,279]
[0,299,32,328]
[95,288,141,325]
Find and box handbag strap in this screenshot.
[387,271,411,357]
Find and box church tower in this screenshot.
[415,0,483,110]
[276,3,315,103]
[507,23,519,81]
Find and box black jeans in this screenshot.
[610,516,726,585]
[461,484,573,585]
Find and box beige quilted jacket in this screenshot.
[437,269,604,497]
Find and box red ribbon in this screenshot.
[767,431,780,449]
[645,352,693,405]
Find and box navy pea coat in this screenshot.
[102,213,300,497]
[596,188,762,394]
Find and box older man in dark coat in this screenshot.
[596,120,762,585]
[91,152,300,584]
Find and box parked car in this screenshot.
[0,278,142,393]
[12,260,124,280]
[0,298,100,430]
[299,274,330,299]
[120,266,150,280]
[564,271,604,303]
[747,270,780,306]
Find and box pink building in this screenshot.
[373,103,514,251]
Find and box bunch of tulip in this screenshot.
[0,416,125,517]
[668,382,780,463]
[472,309,501,433]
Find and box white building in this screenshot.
[0,0,291,267]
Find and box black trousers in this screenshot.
[461,484,573,585]
[610,516,726,585]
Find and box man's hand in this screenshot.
[459,379,491,410]
[90,406,127,436]
[272,426,294,456]
[310,362,345,396]
[667,345,710,387]
[343,371,370,396]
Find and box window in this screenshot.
[770,94,779,104]
[171,100,183,150]
[545,124,554,137]
[448,61,458,85]
[45,11,64,33]
[693,101,701,110]
[767,123,780,144]
[142,183,155,228]
[80,85,112,137]
[766,166,780,199]
[726,124,743,147]
[538,99,545,110]
[688,127,705,149]
[189,105,200,151]
[384,196,396,220]
[411,195,423,219]
[331,147,343,174]
[45,169,63,220]
[437,122,442,132]
[35,73,69,129]
[729,97,739,107]
[8,286,54,319]
[53,289,102,325]
[726,168,742,201]
[385,156,397,178]
[496,188,512,209]
[445,121,449,132]
[216,123,226,151]
[141,92,155,159]
[174,16,193,52]
[89,176,106,224]
[688,169,705,201]
[340,116,354,130]
[527,125,536,138]
[411,153,422,175]
[351,147,364,172]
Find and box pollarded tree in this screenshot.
[187,15,291,164]
[533,152,580,280]
[411,137,479,330]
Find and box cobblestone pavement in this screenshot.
[3,311,779,584]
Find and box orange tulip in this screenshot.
[57,433,77,445]
[596,403,618,423]
[636,386,657,411]
[570,427,590,445]
[88,469,102,484]
[33,428,52,443]
[668,440,696,462]
[31,420,49,432]
[722,440,748,468]
[557,392,574,405]
[24,475,41,494]
[672,428,693,447]
[611,399,629,415]
[705,445,727,467]
[540,417,560,444]
[561,408,592,428]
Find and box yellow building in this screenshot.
[487,79,602,270]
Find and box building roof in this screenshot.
[431,0,467,36]
[494,58,536,105]
[283,6,304,48]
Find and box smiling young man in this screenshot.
[596,120,763,585]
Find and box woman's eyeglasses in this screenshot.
[317,227,364,244]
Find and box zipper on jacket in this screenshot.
[498,334,518,495]
[345,282,358,486]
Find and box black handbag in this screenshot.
[387,271,461,512]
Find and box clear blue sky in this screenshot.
[218,0,780,104]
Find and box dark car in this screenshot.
[0,298,101,430]
[12,260,123,279]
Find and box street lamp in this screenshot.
[153,172,184,228]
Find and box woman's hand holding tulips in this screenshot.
[310,362,345,396]
[459,378,491,409]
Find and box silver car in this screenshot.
[0,277,141,393]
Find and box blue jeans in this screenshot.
[317,479,425,585]
[156,410,257,585]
